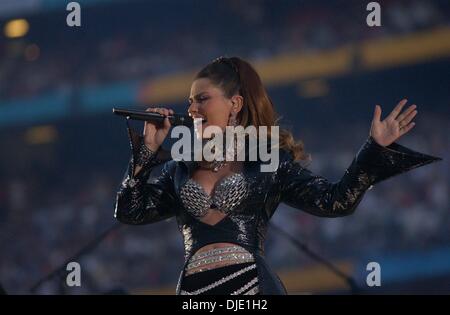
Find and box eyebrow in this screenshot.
[188,92,208,103]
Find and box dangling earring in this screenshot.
[200,112,239,172]
[228,111,238,127]
[225,112,240,162]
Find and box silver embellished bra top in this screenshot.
[180,172,249,218]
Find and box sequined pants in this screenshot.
[179,262,260,295]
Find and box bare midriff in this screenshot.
[186,242,253,275]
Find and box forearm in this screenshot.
[115,158,176,225]
[279,136,442,217]
[115,122,174,224]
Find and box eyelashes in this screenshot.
[188,96,209,106]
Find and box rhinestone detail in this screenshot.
[231,276,259,295]
[180,263,257,295]
[243,285,259,295]
[180,172,248,217]
[189,245,248,262]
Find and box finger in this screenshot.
[399,109,418,128]
[145,108,159,127]
[396,104,417,122]
[387,99,408,120]
[400,121,415,135]
[169,109,174,115]
[163,114,171,129]
[372,105,382,123]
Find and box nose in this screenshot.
[188,102,198,116]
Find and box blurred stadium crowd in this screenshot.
[0,0,449,101]
[0,0,448,294]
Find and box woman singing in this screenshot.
[114,56,441,295]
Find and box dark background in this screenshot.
[0,0,448,294]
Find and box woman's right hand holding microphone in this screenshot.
[143,107,173,151]
[134,107,173,176]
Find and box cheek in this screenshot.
[204,103,229,127]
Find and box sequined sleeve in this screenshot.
[277,136,442,217]
[114,121,176,225]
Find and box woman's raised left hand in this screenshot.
[370,99,418,147]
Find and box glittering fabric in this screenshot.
[114,124,442,294]
[180,173,249,217]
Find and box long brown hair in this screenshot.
[195,56,309,162]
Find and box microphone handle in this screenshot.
[113,108,193,127]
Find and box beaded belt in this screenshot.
[185,245,255,276]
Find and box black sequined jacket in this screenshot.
[114,125,441,295]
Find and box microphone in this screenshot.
[113,108,193,127]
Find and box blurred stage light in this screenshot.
[24,44,40,61]
[297,79,330,98]
[25,126,58,145]
[4,19,29,39]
